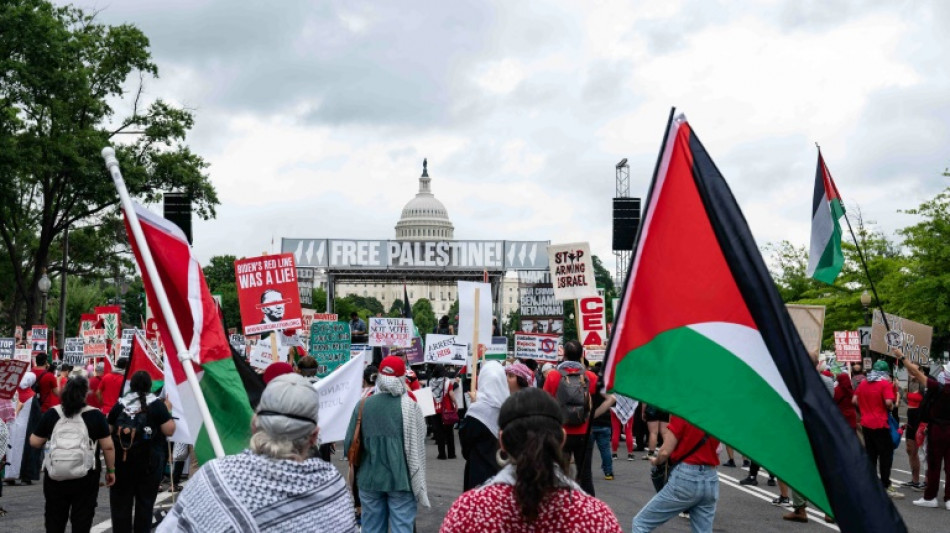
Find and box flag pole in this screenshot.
[102,147,226,459]
[817,148,891,332]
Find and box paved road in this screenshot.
[2,436,946,532]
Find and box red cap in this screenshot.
[263,362,294,384]
[379,356,406,377]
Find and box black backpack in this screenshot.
[114,399,153,462]
[919,382,947,424]
[555,369,591,426]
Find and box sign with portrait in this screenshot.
[424,334,468,366]
[234,253,304,336]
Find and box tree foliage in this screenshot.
[411,298,436,336]
[0,0,216,328]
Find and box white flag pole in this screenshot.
[102,147,226,459]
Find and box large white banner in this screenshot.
[457,281,492,346]
[425,334,468,366]
[314,351,367,443]
[546,242,597,301]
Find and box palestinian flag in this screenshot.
[806,152,845,284]
[605,112,906,532]
[124,202,254,464]
[124,331,164,394]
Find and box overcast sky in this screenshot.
[66,0,949,276]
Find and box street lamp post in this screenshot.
[38,270,52,327]
[860,290,872,363]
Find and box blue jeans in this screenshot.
[592,426,613,475]
[359,489,416,533]
[633,463,719,533]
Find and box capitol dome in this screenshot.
[395,159,455,241]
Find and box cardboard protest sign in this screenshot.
[309,322,351,377]
[547,242,597,300]
[95,305,122,343]
[63,337,86,366]
[234,253,303,335]
[14,348,31,362]
[577,295,607,346]
[313,352,367,443]
[82,328,107,357]
[834,331,862,362]
[413,387,437,417]
[514,333,561,363]
[0,359,30,400]
[425,334,468,366]
[457,281,492,346]
[0,338,14,360]
[31,325,48,355]
[369,318,414,347]
[786,304,825,359]
[870,310,933,364]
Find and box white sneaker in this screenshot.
[886,486,905,499]
[945,500,950,511]
[912,497,937,508]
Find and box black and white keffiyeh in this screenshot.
[157,450,357,533]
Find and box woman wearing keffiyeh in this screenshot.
[345,356,429,533]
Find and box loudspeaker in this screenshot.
[613,197,641,251]
[163,192,192,244]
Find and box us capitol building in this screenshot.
[329,160,519,319]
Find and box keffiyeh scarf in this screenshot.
[486,464,582,492]
[611,395,638,425]
[377,375,430,508]
[867,370,890,382]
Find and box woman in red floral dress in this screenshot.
[440,388,622,533]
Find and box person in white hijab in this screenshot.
[459,361,511,490]
[4,372,36,484]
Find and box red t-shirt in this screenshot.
[542,367,598,434]
[97,373,124,414]
[855,379,895,429]
[668,416,720,466]
[34,368,61,412]
[86,375,102,409]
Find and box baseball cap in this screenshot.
[263,362,294,384]
[379,356,406,377]
[256,373,320,440]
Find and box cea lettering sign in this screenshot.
[547,243,597,301]
[578,296,606,346]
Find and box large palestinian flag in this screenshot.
[605,112,905,532]
[806,152,845,284]
[124,202,254,464]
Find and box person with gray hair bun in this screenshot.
[157,374,357,533]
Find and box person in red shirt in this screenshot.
[542,340,597,496]
[97,357,128,415]
[32,354,61,413]
[902,379,925,491]
[633,415,720,532]
[86,362,104,410]
[852,360,898,496]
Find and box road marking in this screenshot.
[91,490,177,532]
[718,472,839,531]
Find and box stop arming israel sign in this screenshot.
[546,243,597,301]
[578,295,606,346]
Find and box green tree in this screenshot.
[504,309,520,347]
[311,287,327,313]
[204,255,237,289]
[411,298,436,336]
[0,0,216,328]
[388,299,404,317]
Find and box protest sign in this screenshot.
[547,242,597,300]
[369,317,414,347]
[31,325,48,355]
[82,328,107,357]
[80,314,98,333]
[120,329,136,359]
[425,334,468,366]
[229,334,246,354]
[413,387,437,417]
[0,338,14,359]
[859,326,871,347]
[485,336,509,360]
[14,325,23,342]
[457,281,492,346]
[577,295,607,346]
[95,305,122,343]
[584,347,606,363]
[383,336,425,365]
[234,253,303,335]
[834,331,862,362]
[870,310,932,364]
[14,349,31,362]
[518,271,564,335]
[350,344,372,364]
[0,359,30,400]
[786,304,825,359]
[310,322,351,378]
[248,343,276,371]
[514,333,561,363]
[313,351,367,443]
[63,337,86,366]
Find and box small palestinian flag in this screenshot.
[605,111,906,532]
[806,152,845,284]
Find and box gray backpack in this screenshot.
[555,369,591,426]
[43,406,96,480]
